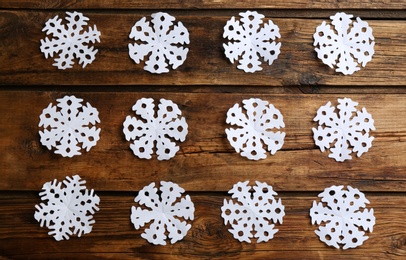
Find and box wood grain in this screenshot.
[1,11,406,86]
[1,91,405,192]
[1,192,405,259]
[1,1,406,259]
[1,0,406,10]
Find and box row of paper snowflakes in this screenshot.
[40,11,375,75]
[39,95,375,162]
[35,177,375,250]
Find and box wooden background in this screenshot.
[1,1,406,259]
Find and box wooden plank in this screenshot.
[1,0,406,10]
[1,192,405,259]
[1,11,406,86]
[1,91,405,192]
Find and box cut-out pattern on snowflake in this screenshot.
[223,11,281,73]
[40,11,101,70]
[128,12,190,74]
[225,98,285,160]
[131,181,195,245]
[123,98,188,160]
[312,97,375,162]
[313,12,375,75]
[221,181,285,243]
[34,175,100,241]
[310,185,375,249]
[39,95,101,158]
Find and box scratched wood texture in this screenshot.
[1,1,406,259]
[1,11,406,86]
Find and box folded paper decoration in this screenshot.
[312,97,375,162]
[310,185,375,249]
[313,12,375,75]
[221,181,285,243]
[34,175,100,241]
[130,181,195,245]
[38,95,101,158]
[129,12,190,74]
[123,98,188,160]
[40,11,101,70]
[225,98,285,160]
[223,10,281,73]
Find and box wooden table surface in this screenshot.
[1,1,406,259]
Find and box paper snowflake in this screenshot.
[313,12,375,75]
[225,98,285,160]
[34,175,100,241]
[221,181,285,243]
[223,11,281,73]
[38,95,101,158]
[40,11,101,70]
[128,12,190,74]
[310,185,375,249]
[131,181,195,245]
[123,98,188,160]
[312,97,375,162]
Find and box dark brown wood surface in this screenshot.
[1,11,406,86]
[1,1,406,259]
[1,0,406,10]
[1,192,406,259]
[1,92,405,193]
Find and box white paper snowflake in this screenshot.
[312,97,375,162]
[123,98,188,160]
[128,12,190,74]
[131,181,195,245]
[221,181,285,243]
[40,11,101,70]
[39,95,101,158]
[34,175,100,241]
[313,12,375,75]
[310,185,375,249]
[225,98,285,160]
[223,11,281,73]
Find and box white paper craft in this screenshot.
[39,95,101,158]
[313,97,375,162]
[123,98,188,160]
[223,11,281,73]
[225,98,285,160]
[130,181,195,245]
[221,181,285,243]
[34,175,100,241]
[128,12,190,74]
[310,185,375,249]
[313,12,375,75]
[40,11,101,70]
